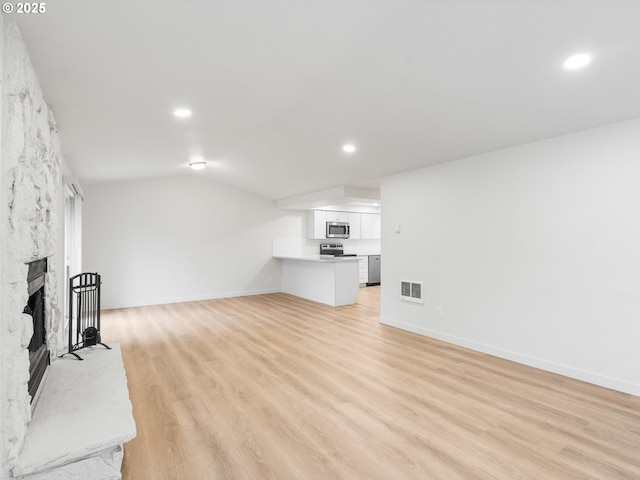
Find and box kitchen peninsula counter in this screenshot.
[273,255,359,263]
[273,255,359,306]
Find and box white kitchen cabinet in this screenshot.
[360,213,381,239]
[326,211,350,223]
[360,213,373,238]
[308,210,380,240]
[307,210,327,239]
[348,212,361,239]
[358,256,369,285]
[372,213,381,239]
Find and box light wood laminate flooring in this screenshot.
[101,287,640,479]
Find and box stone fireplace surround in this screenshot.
[1,19,134,480]
[1,17,64,479]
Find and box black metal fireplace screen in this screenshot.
[64,272,110,360]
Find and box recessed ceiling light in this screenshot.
[173,108,192,118]
[189,161,207,170]
[342,143,357,154]
[563,53,592,70]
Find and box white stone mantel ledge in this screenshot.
[13,344,136,480]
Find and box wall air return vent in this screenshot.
[401,280,424,304]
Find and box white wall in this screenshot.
[381,117,640,396]
[83,175,305,309]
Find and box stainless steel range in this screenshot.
[319,243,357,257]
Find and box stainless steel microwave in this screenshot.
[326,221,350,239]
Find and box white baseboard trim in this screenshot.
[380,316,640,397]
[101,288,282,310]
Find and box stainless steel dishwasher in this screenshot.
[367,255,381,286]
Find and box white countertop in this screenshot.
[273,255,359,263]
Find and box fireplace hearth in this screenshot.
[25,258,50,401]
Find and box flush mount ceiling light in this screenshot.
[563,53,592,70]
[342,143,357,154]
[189,161,207,170]
[173,108,192,118]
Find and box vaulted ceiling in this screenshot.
[10,0,640,200]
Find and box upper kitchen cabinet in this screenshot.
[360,213,381,239]
[307,210,327,239]
[348,212,361,239]
[308,210,380,240]
[325,211,350,223]
[373,214,381,238]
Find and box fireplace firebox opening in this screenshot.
[25,258,50,401]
